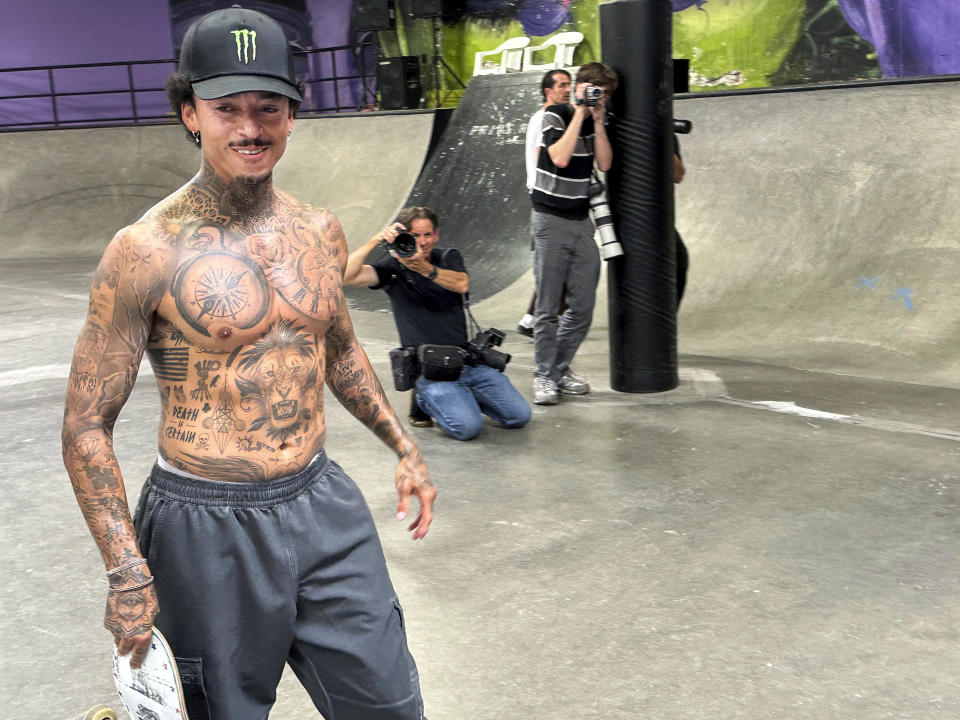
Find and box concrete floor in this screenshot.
[3,257,958,719]
[2,79,959,719]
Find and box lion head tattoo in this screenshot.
[234,321,319,442]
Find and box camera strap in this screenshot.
[583,133,605,189]
[462,292,484,339]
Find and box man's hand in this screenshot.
[395,449,436,540]
[397,247,433,276]
[345,220,406,286]
[377,221,406,247]
[104,580,160,669]
[674,153,686,184]
[572,83,592,119]
[588,88,608,122]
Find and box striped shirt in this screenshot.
[525,108,545,190]
[530,104,596,220]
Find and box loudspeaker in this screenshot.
[355,0,395,31]
[409,0,443,18]
[378,56,422,110]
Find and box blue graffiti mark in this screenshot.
[673,0,708,11]
[892,287,915,312]
[857,275,881,289]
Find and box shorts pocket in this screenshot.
[392,597,406,632]
[134,495,168,560]
[175,657,212,720]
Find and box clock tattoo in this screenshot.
[172,251,270,337]
[277,246,341,319]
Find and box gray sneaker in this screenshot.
[558,373,590,395]
[533,376,559,405]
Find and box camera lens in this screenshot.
[392,232,417,258]
[480,347,510,372]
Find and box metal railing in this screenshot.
[0,40,379,132]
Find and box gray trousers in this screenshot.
[134,452,426,720]
[531,210,601,382]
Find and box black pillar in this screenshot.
[602,0,678,393]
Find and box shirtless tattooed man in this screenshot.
[61,8,434,719]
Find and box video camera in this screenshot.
[575,85,605,107]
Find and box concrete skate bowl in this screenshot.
[672,80,960,388]
[0,111,435,263]
[346,72,545,312]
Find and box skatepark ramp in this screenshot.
[0,75,956,386]
[673,79,960,387]
[348,71,544,311]
[0,111,436,261]
[350,71,960,386]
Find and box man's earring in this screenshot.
[192,130,201,145]
[287,130,292,138]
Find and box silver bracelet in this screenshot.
[106,558,146,577]
[109,576,155,594]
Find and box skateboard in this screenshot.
[83,706,118,720]
[109,628,189,720]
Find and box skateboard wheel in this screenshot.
[83,705,118,720]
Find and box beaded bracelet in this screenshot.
[106,558,147,577]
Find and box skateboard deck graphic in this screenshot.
[112,628,189,719]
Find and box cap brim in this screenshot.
[192,75,302,102]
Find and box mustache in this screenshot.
[229,139,272,148]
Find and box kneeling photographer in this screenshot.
[345,206,531,441]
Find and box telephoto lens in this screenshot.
[391,232,417,258]
[588,181,624,260]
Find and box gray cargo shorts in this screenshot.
[134,451,426,720]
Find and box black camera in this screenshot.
[466,328,511,372]
[576,85,604,107]
[385,232,417,258]
[673,119,692,134]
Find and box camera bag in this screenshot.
[418,345,466,382]
[388,346,420,391]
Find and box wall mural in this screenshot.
[371,0,960,103]
[163,1,960,112]
[4,0,955,128]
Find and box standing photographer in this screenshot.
[345,207,530,441]
[529,62,618,405]
[517,68,572,338]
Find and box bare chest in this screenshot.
[155,220,344,350]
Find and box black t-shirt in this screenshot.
[370,248,468,348]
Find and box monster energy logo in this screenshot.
[231,29,257,64]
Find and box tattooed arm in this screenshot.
[61,226,166,667]
[324,219,436,538]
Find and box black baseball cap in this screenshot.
[178,6,302,102]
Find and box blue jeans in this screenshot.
[415,364,531,441]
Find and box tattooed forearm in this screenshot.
[63,227,167,571]
[80,495,132,525]
[326,324,408,451]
